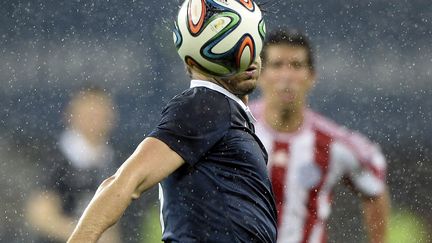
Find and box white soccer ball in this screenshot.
[173,0,266,77]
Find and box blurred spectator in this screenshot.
[250,28,391,243]
[0,138,39,242]
[25,87,121,243]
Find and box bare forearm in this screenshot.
[67,176,134,243]
[363,191,390,243]
[67,137,184,242]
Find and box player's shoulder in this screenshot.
[308,109,376,148]
[171,87,228,105]
[166,86,224,107]
[162,87,231,123]
[309,110,387,170]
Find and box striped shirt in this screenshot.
[250,100,386,243]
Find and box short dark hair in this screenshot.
[261,28,315,71]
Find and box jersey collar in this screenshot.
[190,79,257,122]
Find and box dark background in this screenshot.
[1,0,431,242]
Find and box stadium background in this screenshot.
[0,0,430,242]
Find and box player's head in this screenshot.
[65,86,116,141]
[259,28,316,110]
[261,28,315,72]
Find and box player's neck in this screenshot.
[264,104,305,133]
[191,72,249,104]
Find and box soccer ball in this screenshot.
[173,0,266,77]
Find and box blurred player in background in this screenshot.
[26,87,121,243]
[250,28,390,243]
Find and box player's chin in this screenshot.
[224,70,258,95]
[236,78,257,95]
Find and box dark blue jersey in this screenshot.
[149,83,277,243]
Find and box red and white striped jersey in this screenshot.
[250,100,387,243]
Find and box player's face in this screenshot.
[217,57,262,96]
[259,45,315,110]
[70,94,116,139]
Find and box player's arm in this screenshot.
[67,137,184,243]
[337,134,389,243]
[362,187,390,243]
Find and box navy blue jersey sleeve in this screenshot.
[149,88,231,166]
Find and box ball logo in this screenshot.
[210,18,228,33]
